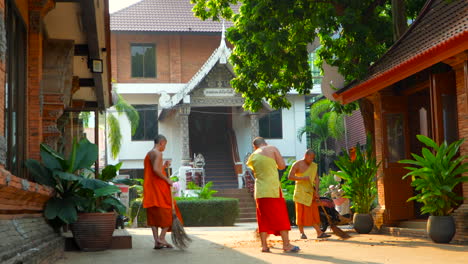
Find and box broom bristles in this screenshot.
[330,224,351,239]
[171,214,192,250]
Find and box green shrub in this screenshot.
[281,159,296,200]
[177,198,239,226]
[130,197,239,227]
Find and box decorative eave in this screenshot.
[334,31,468,104]
[333,0,468,104]
[165,30,233,109]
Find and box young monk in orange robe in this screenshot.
[143,134,183,249]
[288,150,330,239]
[246,137,300,253]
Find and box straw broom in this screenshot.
[318,202,351,239]
[170,191,192,249]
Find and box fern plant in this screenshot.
[334,135,379,214]
[399,135,468,216]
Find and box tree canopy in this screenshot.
[191,0,426,111]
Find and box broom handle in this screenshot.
[318,199,334,226]
[170,183,176,214]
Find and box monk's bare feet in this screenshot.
[154,241,163,249]
[158,239,174,249]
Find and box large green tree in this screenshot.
[191,0,426,112]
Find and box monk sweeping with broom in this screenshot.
[143,135,190,250]
[288,150,331,239]
[289,149,350,240]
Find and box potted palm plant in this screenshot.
[399,135,468,243]
[334,135,379,234]
[25,138,126,251]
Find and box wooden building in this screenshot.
[334,0,467,243]
[0,0,112,262]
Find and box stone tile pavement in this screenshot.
[57,223,468,264]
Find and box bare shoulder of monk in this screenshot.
[262,145,277,159]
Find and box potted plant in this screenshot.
[399,135,468,243]
[334,135,379,234]
[25,138,126,251]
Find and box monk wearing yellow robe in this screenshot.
[247,137,300,253]
[143,134,183,249]
[288,149,330,239]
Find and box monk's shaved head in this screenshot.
[154,134,167,144]
[306,149,315,155]
[253,137,267,147]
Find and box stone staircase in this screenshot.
[215,188,257,223]
[202,149,238,190]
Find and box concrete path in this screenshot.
[57,223,467,264]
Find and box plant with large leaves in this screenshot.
[25,138,126,226]
[399,135,468,216]
[334,135,379,214]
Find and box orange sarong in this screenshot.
[147,204,184,231]
[143,154,183,230]
[295,199,321,226]
[256,192,291,236]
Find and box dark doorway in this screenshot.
[189,107,231,155]
[407,87,431,219]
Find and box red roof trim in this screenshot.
[334,31,468,104]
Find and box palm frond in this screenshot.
[309,99,332,120]
[114,94,140,135]
[107,114,122,159]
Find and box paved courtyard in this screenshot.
[58,223,467,264]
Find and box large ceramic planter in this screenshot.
[71,212,116,251]
[353,213,374,234]
[427,215,455,243]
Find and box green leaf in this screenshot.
[99,163,123,182]
[71,138,98,173]
[54,171,82,182]
[94,185,121,197]
[102,196,127,215]
[44,197,61,220]
[416,135,439,151]
[80,178,109,190]
[24,159,55,187]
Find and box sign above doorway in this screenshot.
[203,88,235,97]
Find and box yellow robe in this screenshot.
[293,162,318,206]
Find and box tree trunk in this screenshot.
[392,0,408,41]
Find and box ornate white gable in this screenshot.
[164,31,233,109]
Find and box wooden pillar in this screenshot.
[369,93,388,229]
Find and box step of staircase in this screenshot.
[397,219,427,229]
[214,188,257,223]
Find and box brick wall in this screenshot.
[0,2,65,262]
[0,3,5,136]
[0,167,63,263]
[453,59,468,243]
[111,32,221,85]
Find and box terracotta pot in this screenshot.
[71,212,116,251]
[353,213,374,234]
[427,215,455,244]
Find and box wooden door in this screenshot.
[382,96,414,222]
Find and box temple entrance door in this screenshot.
[382,96,414,222]
[189,107,230,155]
